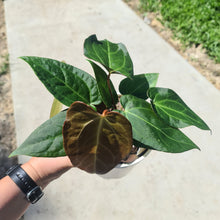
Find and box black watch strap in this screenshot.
[6,164,44,204]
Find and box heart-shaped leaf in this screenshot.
[84,35,133,78]
[148,87,210,130]
[20,56,102,107]
[119,73,159,99]
[120,95,200,153]
[9,111,67,157]
[88,60,118,108]
[63,102,133,174]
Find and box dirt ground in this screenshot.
[0,0,219,178]
[0,0,17,178]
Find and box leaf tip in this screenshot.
[195,144,201,151]
[19,56,29,62]
[8,151,17,158]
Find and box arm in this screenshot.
[0,156,73,220]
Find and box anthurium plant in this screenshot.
[10,35,210,174]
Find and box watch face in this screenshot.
[27,186,44,204]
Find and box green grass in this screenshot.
[139,0,220,63]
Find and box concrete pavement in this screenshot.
[4,0,220,219]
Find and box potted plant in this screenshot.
[10,35,210,175]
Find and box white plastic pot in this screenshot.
[100,148,151,179]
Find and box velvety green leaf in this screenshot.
[148,87,210,130]
[20,56,102,107]
[133,139,152,150]
[144,73,159,87]
[88,60,118,108]
[9,111,67,157]
[119,73,159,99]
[120,95,200,153]
[63,102,132,174]
[84,34,133,77]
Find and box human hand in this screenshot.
[21,156,73,189]
[0,157,73,220]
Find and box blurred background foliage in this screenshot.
[139,0,220,63]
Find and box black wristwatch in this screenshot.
[6,164,44,204]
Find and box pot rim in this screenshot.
[116,148,151,168]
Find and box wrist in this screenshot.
[21,162,47,189]
[6,164,44,204]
